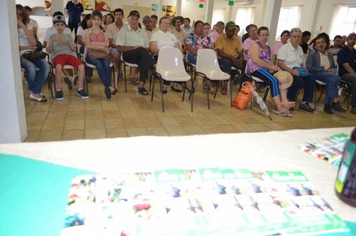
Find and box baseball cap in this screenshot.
[225,21,236,29]
[151,14,158,19]
[142,15,151,22]
[347,32,356,39]
[129,10,140,18]
[53,15,66,24]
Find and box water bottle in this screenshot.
[335,127,356,207]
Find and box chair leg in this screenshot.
[191,78,194,112]
[317,87,324,102]
[123,64,127,92]
[263,86,270,101]
[160,78,164,112]
[314,86,317,110]
[151,73,155,102]
[112,66,116,89]
[213,81,219,99]
[149,69,152,92]
[182,82,186,102]
[230,78,233,108]
[206,76,210,109]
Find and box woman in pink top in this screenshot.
[242,24,258,60]
[273,30,289,59]
[85,10,117,99]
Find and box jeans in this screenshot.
[187,53,197,65]
[312,72,339,104]
[218,58,246,80]
[287,74,316,102]
[340,73,356,107]
[21,58,49,94]
[85,54,111,87]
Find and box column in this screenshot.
[227,5,233,22]
[0,0,27,143]
[176,0,182,16]
[159,0,163,19]
[264,0,282,46]
[205,0,214,24]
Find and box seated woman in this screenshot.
[150,16,183,94]
[185,20,215,94]
[17,4,49,102]
[103,13,114,32]
[77,14,93,83]
[85,10,117,99]
[247,26,295,117]
[242,24,258,60]
[273,30,289,59]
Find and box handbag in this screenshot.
[22,51,47,62]
[232,82,256,110]
[88,50,111,60]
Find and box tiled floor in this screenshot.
[23,69,355,142]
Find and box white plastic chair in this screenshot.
[196,49,231,109]
[244,65,271,101]
[152,47,193,112]
[120,54,138,92]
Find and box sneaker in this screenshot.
[331,102,346,112]
[64,76,73,90]
[323,104,334,114]
[56,90,64,101]
[77,89,89,99]
[118,72,123,81]
[299,103,314,113]
[72,75,78,87]
[129,77,139,84]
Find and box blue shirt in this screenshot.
[65,1,83,24]
[337,45,356,77]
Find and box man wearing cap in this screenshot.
[151,14,158,29]
[182,18,194,35]
[170,16,187,50]
[305,36,346,114]
[143,15,158,40]
[117,10,156,95]
[65,0,84,43]
[107,8,127,81]
[337,32,356,114]
[215,21,246,95]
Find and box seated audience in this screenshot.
[24,6,38,38]
[209,21,224,43]
[203,22,211,36]
[299,31,311,54]
[242,24,258,60]
[47,14,88,100]
[308,32,330,53]
[329,35,342,55]
[150,16,182,94]
[340,35,347,47]
[277,27,316,113]
[170,16,187,50]
[103,13,114,32]
[305,36,346,114]
[182,17,194,35]
[151,14,158,29]
[234,24,242,44]
[273,30,289,59]
[186,20,215,93]
[143,15,158,40]
[17,4,49,102]
[85,10,116,99]
[117,10,156,96]
[248,26,295,116]
[337,33,356,115]
[242,24,251,43]
[77,14,93,83]
[215,21,246,95]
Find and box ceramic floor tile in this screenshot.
[30,105,51,112]
[24,133,39,142]
[86,110,104,120]
[216,124,241,133]
[158,117,180,127]
[175,116,198,126]
[191,116,214,125]
[66,111,85,120]
[26,120,44,132]
[165,126,188,136]
[85,129,106,139]
[141,117,163,128]
[182,126,206,135]
[106,128,128,138]
[62,129,84,140]
[26,112,48,121]
[233,124,258,133]
[85,119,105,129]
[103,110,122,119]
[37,130,62,142]
[105,119,125,128]
[250,123,272,132]
[47,111,67,120]
[50,104,68,112]
[126,128,148,137]
[64,119,85,130]
[86,104,102,111]
[67,104,85,111]
[123,117,144,128]
[42,120,65,131]
[200,125,223,134]
[146,127,169,136]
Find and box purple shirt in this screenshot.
[242,38,258,60]
[247,42,272,74]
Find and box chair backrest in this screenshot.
[196,49,222,74]
[156,47,185,75]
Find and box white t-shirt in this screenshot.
[18,28,32,55]
[150,30,178,50]
[77,26,85,42]
[43,26,71,43]
[28,18,38,29]
[277,42,303,69]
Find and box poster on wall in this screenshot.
[44,1,52,11]
[152,4,158,15]
[166,5,176,17]
[82,0,94,10]
[95,0,110,11]
[162,5,166,15]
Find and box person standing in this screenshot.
[66,0,83,43]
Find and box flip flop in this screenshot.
[272,110,293,117]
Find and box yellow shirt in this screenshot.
[215,34,242,59]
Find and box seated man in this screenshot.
[215,21,246,95]
[47,15,88,100]
[337,33,356,115]
[328,35,342,55]
[117,10,156,95]
[305,36,346,114]
[299,31,311,54]
[170,16,187,51]
[181,17,194,35]
[151,14,158,29]
[43,11,76,88]
[142,15,158,40]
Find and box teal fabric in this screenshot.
[0,153,94,236]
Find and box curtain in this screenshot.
[275,6,300,41]
[235,7,255,36]
[212,9,225,25]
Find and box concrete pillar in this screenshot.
[310,0,321,37]
[176,0,182,16]
[53,0,65,15]
[0,0,27,143]
[205,0,214,25]
[159,0,163,19]
[227,5,233,22]
[264,0,282,46]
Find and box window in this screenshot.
[235,7,255,36]
[212,9,225,25]
[275,6,300,41]
[330,6,356,38]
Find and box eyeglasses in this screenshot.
[259,34,269,37]
[161,22,170,25]
[250,30,257,33]
[291,35,301,39]
[282,34,290,37]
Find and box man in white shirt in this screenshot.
[181,18,194,35]
[142,15,158,41]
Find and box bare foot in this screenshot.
[281,101,295,109]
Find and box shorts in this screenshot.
[53,54,83,69]
[110,47,121,56]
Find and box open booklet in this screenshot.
[298,133,349,167]
[61,168,349,236]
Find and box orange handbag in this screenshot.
[232,82,256,110]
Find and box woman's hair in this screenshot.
[248,24,258,32]
[16,4,27,26]
[194,20,204,28]
[309,32,330,50]
[257,26,269,35]
[281,30,290,37]
[216,21,225,28]
[159,16,170,27]
[91,10,104,31]
[80,14,91,29]
[106,13,114,24]
[203,22,211,27]
[290,27,302,35]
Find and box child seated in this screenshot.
[47,15,88,100]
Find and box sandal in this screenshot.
[86,77,92,83]
[30,93,47,102]
[111,88,118,95]
[138,87,148,96]
[221,88,227,95]
[105,87,111,99]
[272,110,293,117]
